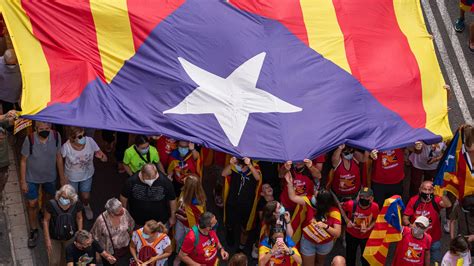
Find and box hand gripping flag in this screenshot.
[0,0,451,161]
[434,127,474,199]
[363,195,405,266]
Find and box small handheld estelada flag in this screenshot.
[13,118,32,135]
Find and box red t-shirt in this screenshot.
[392,227,432,266]
[342,200,379,239]
[332,158,361,196]
[280,170,314,211]
[371,149,405,184]
[155,136,176,168]
[181,228,220,266]
[302,206,341,245]
[313,154,326,164]
[404,195,442,242]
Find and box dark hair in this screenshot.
[229,253,248,266]
[198,212,215,229]
[134,135,149,146]
[315,189,335,221]
[269,225,286,247]
[449,235,470,254]
[262,201,279,226]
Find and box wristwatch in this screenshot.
[288,249,295,256]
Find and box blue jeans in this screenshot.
[25,181,56,200]
[69,177,93,193]
[300,235,335,256]
[431,240,441,263]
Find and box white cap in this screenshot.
[414,216,429,228]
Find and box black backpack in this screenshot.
[49,199,77,240]
[413,196,440,215]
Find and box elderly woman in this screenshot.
[91,198,135,266]
[43,184,84,266]
[130,220,172,266]
[62,126,107,220]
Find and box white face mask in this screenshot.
[143,178,157,186]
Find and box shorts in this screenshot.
[69,177,93,193]
[300,235,335,256]
[25,181,56,200]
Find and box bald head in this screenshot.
[331,256,346,266]
[4,49,17,65]
[140,163,158,180]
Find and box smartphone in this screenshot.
[276,237,283,244]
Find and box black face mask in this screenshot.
[419,192,433,201]
[38,130,50,138]
[359,198,371,208]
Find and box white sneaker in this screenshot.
[84,204,94,220]
[443,222,450,233]
[251,244,258,259]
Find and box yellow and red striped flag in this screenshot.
[434,126,474,199]
[363,195,404,266]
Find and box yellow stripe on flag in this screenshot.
[393,0,451,139]
[90,0,135,83]
[300,0,351,74]
[0,2,51,115]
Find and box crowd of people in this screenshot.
[0,115,473,266]
[1,4,474,266]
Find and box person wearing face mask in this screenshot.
[61,127,107,220]
[392,216,432,266]
[279,159,321,212]
[341,187,379,266]
[179,212,229,265]
[260,201,293,242]
[123,135,165,176]
[167,140,201,193]
[130,220,172,266]
[90,198,135,265]
[403,180,452,263]
[66,230,116,266]
[449,194,474,258]
[221,156,262,250]
[328,144,366,202]
[43,185,84,266]
[120,163,177,227]
[284,172,341,266]
[441,235,472,266]
[20,121,66,248]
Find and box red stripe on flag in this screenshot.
[458,154,467,197]
[332,0,426,128]
[127,0,185,51]
[229,0,309,45]
[21,1,105,104]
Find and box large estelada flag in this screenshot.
[434,126,474,199]
[363,195,404,266]
[0,0,450,161]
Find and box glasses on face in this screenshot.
[75,134,84,139]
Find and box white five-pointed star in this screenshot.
[163,52,303,146]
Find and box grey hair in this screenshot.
[198,211,215,229]
[55,184,78,204]
[74,230,92,244]
[105,198,122,214]
[3,49,17,64]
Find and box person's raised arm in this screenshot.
[278,161,292,179]
[244,157,260,181]
[189,142,200,161]
[304,159,321,180]
[284,172,306,206]
[332,144,344,168]
[221,157,236,177]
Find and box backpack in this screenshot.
[28,130,59,155]
[130,231,166,266]
[413,196,440,215]
[49,199,77,240]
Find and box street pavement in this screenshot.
[0,1,473,265]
